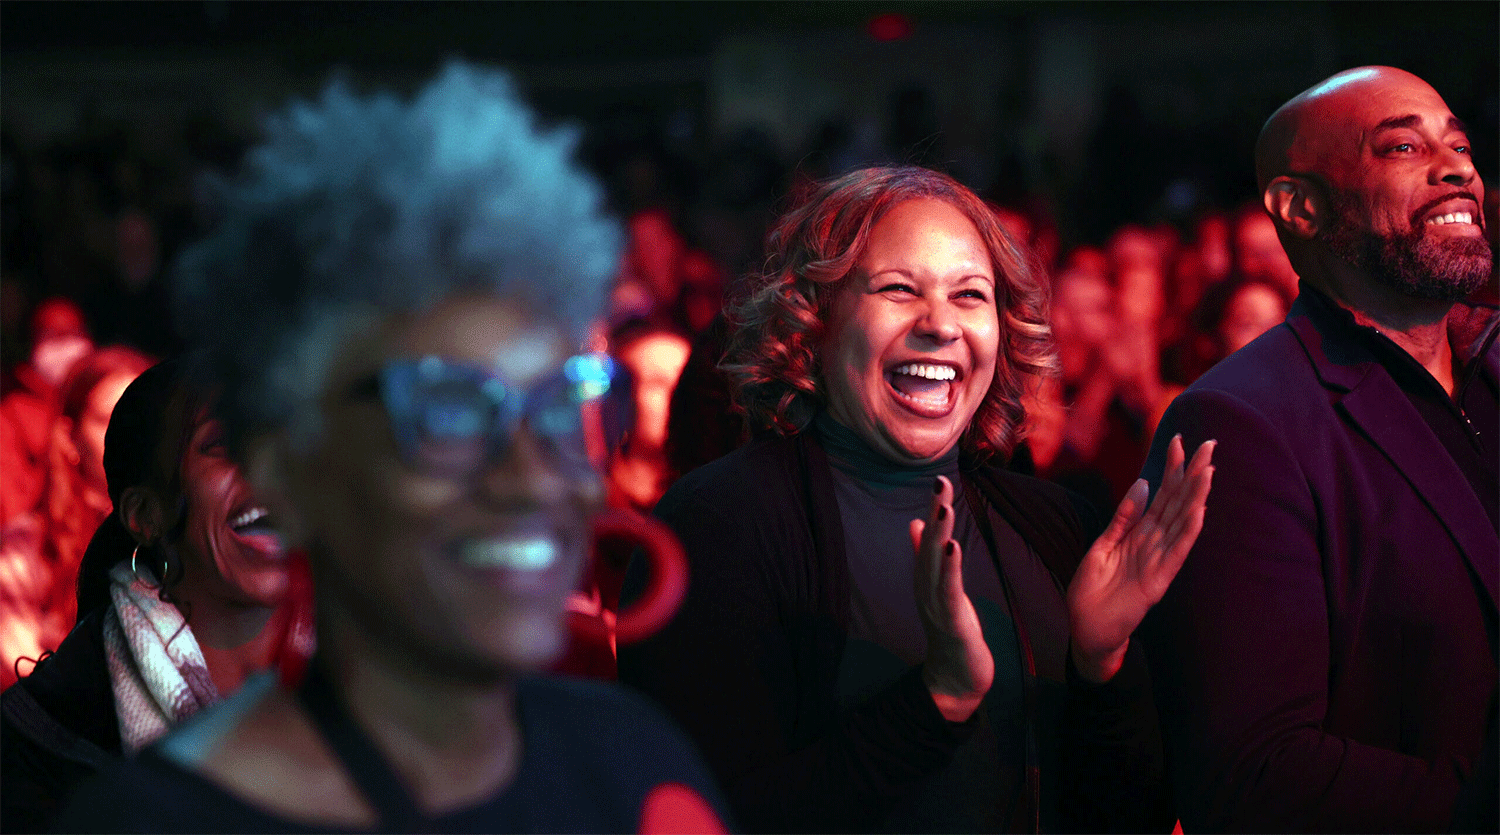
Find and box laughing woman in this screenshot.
[619,167,1216,833]
[55,64,727,834]
[2,359,289,833]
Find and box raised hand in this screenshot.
[1067,434,1216,683]
[911,475,994,722]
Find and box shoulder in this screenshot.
[4,609,118,756]
[1186,322,1319,404]
[1,612,119,833]
[1160,320,1342,446]
[658,435,801,514]
[652,435,810,551]
[1146,329,1326,506]
[0,385,50,424]
[52,746,295,834]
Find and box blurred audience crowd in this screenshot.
[0,101,1491,686]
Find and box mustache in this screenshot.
[1410,191,1482,228]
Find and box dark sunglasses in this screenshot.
[350,353,622,479]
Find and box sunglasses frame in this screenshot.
[352,352,620,479]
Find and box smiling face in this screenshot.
[174,416,288,608]
[820,198,1000,465]
[1301,68,1491,298]
[277,293,600,679]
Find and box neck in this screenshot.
[1311,261,1457,396]
[175,591,280,695]
[316,613,522,815]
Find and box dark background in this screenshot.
[3,1,1496,355]
[6,1,1495,209]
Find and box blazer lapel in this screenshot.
[1339,379,1499,609]
[1289,307,1500,612]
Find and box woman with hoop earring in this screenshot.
[2,358,294,833]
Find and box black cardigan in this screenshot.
[1,609,119,833]
[618,431,1171,833]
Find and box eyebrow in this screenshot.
[1372,115,1421,132]
[1371,114,1469,134]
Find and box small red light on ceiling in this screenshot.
[867,12,913,42]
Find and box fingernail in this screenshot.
[936,505,948,521]
[944,541,955,556]
[933,478,944,494]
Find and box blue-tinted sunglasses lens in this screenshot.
[380,354,617,476]
[380,361,508,476]
[415,377,504,473]
[524,354,619,472]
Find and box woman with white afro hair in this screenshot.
[56,62,730,834]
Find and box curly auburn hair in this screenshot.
[722,166,1056,459]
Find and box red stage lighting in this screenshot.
[867,12,913,42]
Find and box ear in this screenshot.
[119,486,164,544]
[1263,176,1326,239]
[243,431,307,546]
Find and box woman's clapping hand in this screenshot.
[911,475,994,722]
[1066,434,1216,683]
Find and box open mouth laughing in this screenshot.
[228,505,286,558]
[885,361,964,416]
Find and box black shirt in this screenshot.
[1301,285,1499,532]
[53,675,731,834]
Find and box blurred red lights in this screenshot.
[867,12,913,42]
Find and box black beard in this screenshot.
[1322,193,1493,302]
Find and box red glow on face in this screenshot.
[867,12,913,42]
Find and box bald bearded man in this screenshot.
[1140,67,1497,831]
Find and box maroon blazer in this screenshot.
[1140,288,1499,832]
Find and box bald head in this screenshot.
[1256,66,1439,192]
[1255,66,1489,302]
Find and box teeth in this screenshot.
[460,536,557,571]
[893,388,948,406]
[231,508,268,529]
[1428,212,1473,226]
[893,363,957,381]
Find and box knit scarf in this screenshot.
[103,560,220,753]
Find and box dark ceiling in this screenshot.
[6,2,1494,70]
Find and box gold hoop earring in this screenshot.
[130,546,141,576]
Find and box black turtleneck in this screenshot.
[816,412,979,663]
[815,412,1031,832]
